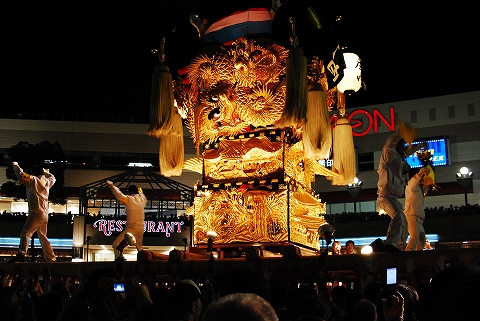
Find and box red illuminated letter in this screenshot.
[349,109,373,137]
[373,107,395,133]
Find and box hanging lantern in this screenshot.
[336,52,362,93]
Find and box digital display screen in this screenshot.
[405,137,449,168]
[386,267,397,285]
[113,283,125,292]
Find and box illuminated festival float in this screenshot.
[147,7,362,253]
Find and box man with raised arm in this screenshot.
[107,181,147,261]
[9,162,56,262]
[377,122,416,250]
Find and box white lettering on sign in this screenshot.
[93,219,185,237]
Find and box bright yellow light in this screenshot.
[206,230,218,239]
[361,245,373,254]
[337,53,362,93]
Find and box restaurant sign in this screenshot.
[93,219,184,237]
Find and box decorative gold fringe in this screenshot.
[304,158,313,193]
[159,112,184,176]
[329,117,356,185]
[303,83,332,159]
[280,47,307,127]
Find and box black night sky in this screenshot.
[4,1,479,121]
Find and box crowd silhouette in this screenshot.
[1,206,480,320]
[1,256,479,321]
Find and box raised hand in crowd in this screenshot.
[382,290,404,321]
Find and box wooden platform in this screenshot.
[2,247,479,284]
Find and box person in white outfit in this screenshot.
[405,167,430,251]
[377,128,412,250]
[9,162,56,262]
[107,180,147,261]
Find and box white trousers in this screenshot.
[112,222,144,259]
[378,196,408,250]
[19,212,56,262]
[406,216,426,251]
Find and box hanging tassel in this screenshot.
[303,82,332,159]
[330,117,356,185]
[327,91,355,185]
[147,37,175,138]
[159,112,184,176]
[280,17,307,127]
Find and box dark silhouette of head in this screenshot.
[30,165,44,176]
[201,293,278,321]
[35,291,63,321]
[331,285,348,305]
[127,185,138,195]
[354,298,377,321]
[167,279,202,321]
[417,265,480,321]
[219,268,271,301]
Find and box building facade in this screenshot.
[0,91,478,258]
[1,91,479,212]
[315,91,480,213]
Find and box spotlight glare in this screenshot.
[361,245,373,254]
[459,167,469,175]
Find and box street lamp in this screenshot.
[456,167,473,206]
[85,236,92,262]
[347,177,363,213]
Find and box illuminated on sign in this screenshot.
[330,106,395,137]
[93,219,184,237]
[404,138,449,168]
